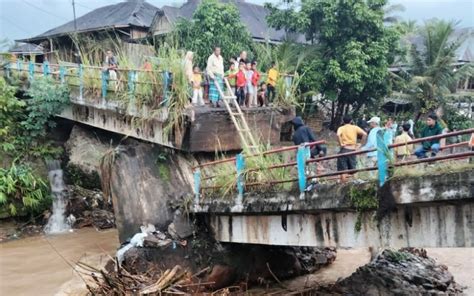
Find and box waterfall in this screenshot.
[44,160,71,234]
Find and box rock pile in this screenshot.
[332,248,463,295]
[66,185,115,230]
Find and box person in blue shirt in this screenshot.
[362,116,382,166]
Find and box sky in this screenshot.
[0,0,473,45]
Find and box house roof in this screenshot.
[17,0,160,43]
[9,43,44,54]
[152,0,302,43]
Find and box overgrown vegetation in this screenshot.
[266,0,400,128]
[203,145,294,198]
[173,0,253,68]
[0,76,70,217]
[349,183,378,232]
[0,76,69,160]
[0,163,50,217]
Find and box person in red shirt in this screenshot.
[234,62,247,106]
[250,61,260,107]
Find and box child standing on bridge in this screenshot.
[234,62,247,106]
[394,123,414,161]
[191,66,205,106]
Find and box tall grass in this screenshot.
[253,42,312,107]
[204,144,295,198]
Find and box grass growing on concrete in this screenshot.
[204,145,294,198]
[391,160,474,180]
[349,182,378,232]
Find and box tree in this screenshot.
[266,0,400,128]
[402,20,473,121]
[173,0,253,68]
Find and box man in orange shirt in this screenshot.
[336,115,367,182]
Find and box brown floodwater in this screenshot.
[0,228,118,296]
[0,228,472,295]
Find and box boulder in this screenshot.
[333,248,463,295]
[64,125,108,189]
[108,141,195,242]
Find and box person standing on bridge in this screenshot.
[414,113,443,159]
[291,116,327,158]
[206,46,225,107]
[361,116,382,167]
[394,123,414,161]
[336,115,367,182]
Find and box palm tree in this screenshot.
[402,19,473,121]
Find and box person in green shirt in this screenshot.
[415,113,444,159]
[225,63,238,95]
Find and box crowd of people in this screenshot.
[185,47,279,108]
[291,112,474,183]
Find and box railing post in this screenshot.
[5,62,10,78]
[16,60,21,72]
[193,169,201,204]
[236,153,245,199]
[101,70,108,101]
[376,130,390,186]
[78,64,84,100]
[59,65,66,84]
[28,61,34,81]
[162,71,170,106]
[128,70,136,93]
[42,60,50,76]
[297,145,307,195]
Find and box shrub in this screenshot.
[0,163,50,217]
[22,76,70,140]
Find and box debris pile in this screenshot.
[331,248,464,295]
[66,185,115,230]
[84,260,215,295]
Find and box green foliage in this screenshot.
[267,0,400,127]
[398,20,473,119]
[0,163,50,217]
[173,0,253,68]
[349,183,378,232]
[0,77,26,153]
[206,144,293,198]
[385,249,409,262]
[23,76,70,139]
[156,42,191,139]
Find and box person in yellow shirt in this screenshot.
[266,62,278,103]
[191,66,205,106]
[394,123,414,161]
[336,115,367,182]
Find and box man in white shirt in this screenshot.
[206,47,224,107]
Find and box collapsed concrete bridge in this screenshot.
[193,169,474,248]
[4,61,294,152]
[7,61,473,250]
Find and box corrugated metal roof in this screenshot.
[18,0,159,42]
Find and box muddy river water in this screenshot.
[0,228,472,295]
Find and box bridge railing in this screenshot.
[4,60,171,107]
[193,128,474,201]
